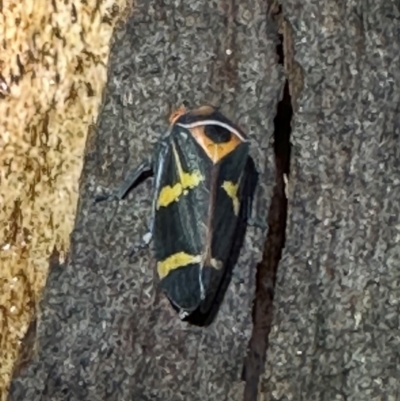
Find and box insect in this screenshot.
[96,106,257,321]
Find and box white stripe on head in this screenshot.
[177,121,247,142]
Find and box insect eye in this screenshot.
[204,125,231,143]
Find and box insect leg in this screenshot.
[128,141,169,257]
[127,231,153,257]
[95,159,152,203]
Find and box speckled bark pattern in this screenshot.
[263,1,400,400]
[7,1,282,400]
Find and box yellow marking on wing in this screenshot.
[158,252,202,279]
[157,143,204,209]
[222,181,240,215]
[190,126,241,164]
[157,184,182,208]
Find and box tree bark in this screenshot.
[262,1,400,400]
[8,1,398,401]
[7,1,281,400]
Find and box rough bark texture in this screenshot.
[8,1,399,400]
[7,1,282,400]
[263,1,400,400]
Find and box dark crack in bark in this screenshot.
[243,3,294,400]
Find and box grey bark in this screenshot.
[262,1,400,401]
[8,1,399,401]
[7,1,281,400]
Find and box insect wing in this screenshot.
[152,127,209,261]
[198,142,250,313]
[212,142,250,262]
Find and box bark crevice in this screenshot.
[243,3,294,400]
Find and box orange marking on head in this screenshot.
[190,126,241,164]
[169,106,187,125]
